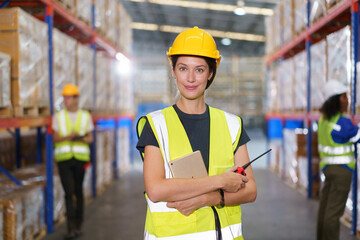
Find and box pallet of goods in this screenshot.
[0,8,50,117]
[0,52,12,117]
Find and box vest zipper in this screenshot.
[211,206,222,240]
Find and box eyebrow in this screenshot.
[177,63,206,68]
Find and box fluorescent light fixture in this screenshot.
[134,23,265,42]
[234,7,246,16]
[221,38,232,46]
[129,0,273,16]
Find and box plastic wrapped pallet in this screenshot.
[117,2,133,55]
[83,165,93,202]
[0,185,44,240]
[278,58,294,111]
[294,51,307,110]
[273,3,283,50]
[75,0,91,25]
[265,15,275,55]
[0,8,49,111]
[294,0,307,34]
[0,52,11,108]
[76,43,94,110]
[282,0,294,44]
[96,52,110,112]
[283,129,298,186]
[310,0,326,24]
[117,118,131,174]
[95,0,106,35]
[311,39,327,110]
[327,26,351,90]
[105,0,117,45]
[267,64,280,112]
[0,131,16,172]
[53,29,77,111]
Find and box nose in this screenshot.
[187,70,196,83]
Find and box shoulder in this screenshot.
[209,106,242,122]
[336,116,354,129]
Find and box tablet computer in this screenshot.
[169,150,208,178]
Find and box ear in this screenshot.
[208,71,213,80]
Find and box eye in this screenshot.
[196,68,205,73]
[179,67,187,71]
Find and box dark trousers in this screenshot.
[317,165,352,240]
[58,158,86,229]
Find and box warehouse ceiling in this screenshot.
[121,0,278,59]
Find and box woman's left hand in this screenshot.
[167,198,199,216]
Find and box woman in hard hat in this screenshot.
[317,80,359,240]
[136,27,257,240]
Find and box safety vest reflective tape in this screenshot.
[137,106,243,240]
[54,109,91,162]
[318,144,354,155]
[320,156,354,165]
[318,113,355,170]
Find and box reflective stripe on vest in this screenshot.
[318,144,355,155]
[55,109,91,162]
[139,106,243,240]
[320,156,354,165]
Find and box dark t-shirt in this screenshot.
[136,104,250,171]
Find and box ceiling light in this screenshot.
[133,22,265,42]
[234,8,246,16]
[221,38,232,46]
[129,0,273,16]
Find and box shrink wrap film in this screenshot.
[0,52,11,108]
[310,39,327,110]
[278,59,294,111]
[96,53,110,111]
[117,2,133,55]
[53,29,77,111]
[327,26,351,91]
[0,185,44,240]
[117,126,131,174]
[283,129,298,186]
[75,0,91,24]
[265,16,275,55]
[267,64,280,112]
[95,0,106,35]
[108,61,118,111]
[282,0,294,44]
[105,0,117,45]
[273,3,283,50]
[310,0,326,24]
[294,51,307,110]
[0,8,49,108]
[294,0,307,34]
[76,43,94,110]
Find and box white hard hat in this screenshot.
[324,80,348,100]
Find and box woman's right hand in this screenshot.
[219,166,248,193]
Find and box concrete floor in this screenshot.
[43,128,358,240]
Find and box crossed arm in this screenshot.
[143,144,257,216]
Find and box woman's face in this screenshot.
[340,93,349,112]
[172,56,213,100]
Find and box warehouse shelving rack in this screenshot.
[266,0,359,235]
[0,0,134,234]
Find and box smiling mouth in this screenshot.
[185,86,197,90]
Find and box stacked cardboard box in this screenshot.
[283,129,299,187]
[75,0,91,24]
[273,3,283,50]
[310,39,327,110]
[94,0,106,35]
[76,43,94,110]
[0,184,45,240]
[105,0,117,45]
[278,58,294,111]
[264,16,275,55]
[293,51,307,111]
[310,0,326,24]
[95,52,110,112]
[294,0,307,35]
[117,2,133,56]
[0,131,16,172]
[117,120,131,174]
[0,52,11,109]
[267,64,280,112]
[53,29,77,111]
[282,0,294,45]
[0,8,49,115]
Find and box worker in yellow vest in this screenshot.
[52,83,94,239]
[317,80,359,240]
[136,26,257,240]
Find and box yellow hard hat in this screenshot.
[167,26,221,68]
[62,83,80,96]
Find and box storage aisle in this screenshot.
[42,129,357,240]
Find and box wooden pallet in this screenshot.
[0,107,12,118]
[14,106,50,117]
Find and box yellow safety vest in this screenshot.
[54,109,91,162]
[137,106,244,240]
[318,113,355,170]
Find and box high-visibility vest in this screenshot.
[137,106,244,240]
[318,113,355,170]
[54,109,91,162]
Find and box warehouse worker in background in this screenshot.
[136,26,256,240]
[52,83,94,239]
[317,80,359,240]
